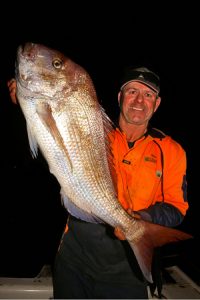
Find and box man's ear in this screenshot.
[154,96,161,113]
[118,91,122,106]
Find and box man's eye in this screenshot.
[129,89,137,94]
[145,92,153,98]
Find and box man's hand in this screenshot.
[114,209,141,240]
[7,79,17,104]
[114,227,126,240]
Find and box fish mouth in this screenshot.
[16,42,38,72]
[17,43,37,61]
[15,43,38,88]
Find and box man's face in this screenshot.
[118,81,161,126]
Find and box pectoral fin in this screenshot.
[36,102,72,170]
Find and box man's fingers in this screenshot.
[7,78,16,88]
[7,79,18,104]
[114,227,126,240]
[127,208,141,219]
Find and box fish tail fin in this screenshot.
[128,220,193,283]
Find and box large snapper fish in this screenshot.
[15,42,192,283]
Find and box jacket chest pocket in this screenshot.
[126,158,162,210]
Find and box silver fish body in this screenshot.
[15,43,192,283]
[15,43,135,230]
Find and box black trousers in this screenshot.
[53,216,148,299]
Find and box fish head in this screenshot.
[15,42,97,107]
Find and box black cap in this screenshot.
[120,67,160,94]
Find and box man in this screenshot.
[7,66,189,299]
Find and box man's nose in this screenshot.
[135,92,144,102]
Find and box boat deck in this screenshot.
[0,265,200,299]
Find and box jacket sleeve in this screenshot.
[156,137,189,216]
[137,202,184,227]
[140,137,189,226]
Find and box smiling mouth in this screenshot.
[130,107,143,111]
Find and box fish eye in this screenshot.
[52,58,63,69]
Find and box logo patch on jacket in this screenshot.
[122,159,131,165]
[144,156,157,163]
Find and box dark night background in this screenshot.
[0,2,199,284]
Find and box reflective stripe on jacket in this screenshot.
[109,127,188,216]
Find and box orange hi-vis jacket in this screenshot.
[109,127,188,216]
